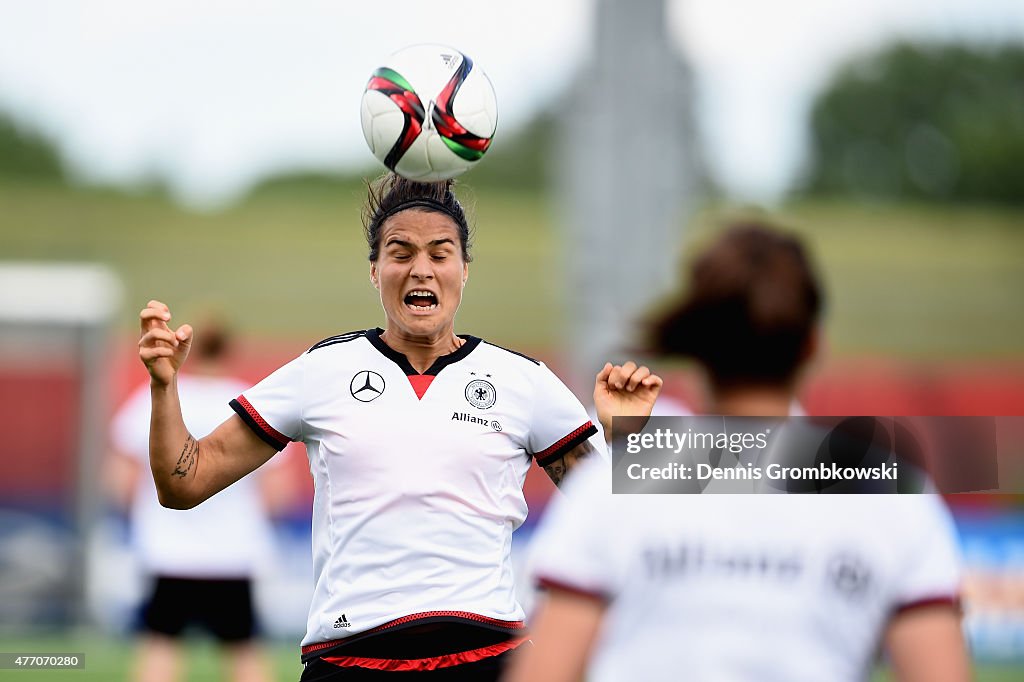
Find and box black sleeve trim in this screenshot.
[535,422,598,467]
[230,398,289,451]
[536,576,611,604]
[893,595,962,617]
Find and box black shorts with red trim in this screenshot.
[299,618,527,680]
[139,575,258,644]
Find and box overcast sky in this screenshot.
[0,0,1022,207]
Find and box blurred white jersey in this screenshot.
[111,375,274,578]
[530,458,962,682]
[230,329,598,652]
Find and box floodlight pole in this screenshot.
[557,0,702,389]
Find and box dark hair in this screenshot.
[193,316,232,361]
[649,222,824,388]
[362,173,472,262]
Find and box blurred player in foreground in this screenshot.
[110,316,279,682]
[136,175,661,680]
[505,223,971,682]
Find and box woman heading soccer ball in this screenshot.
[138,174,662,680]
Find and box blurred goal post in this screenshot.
[0,262,121,629]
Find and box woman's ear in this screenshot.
[370,263,379,290]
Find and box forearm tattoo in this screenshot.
[543,441,596,488]
[544,458,568,486]
[172,435,198,478]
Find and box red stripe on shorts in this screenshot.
[321,636,528,671]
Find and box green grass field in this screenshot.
[0,181,1022,357]
[0,634,1020,681]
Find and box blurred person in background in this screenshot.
[109,314,281,682]
[505,223,971,682]
[136,174,661,680]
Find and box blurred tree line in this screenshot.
[0,112,65,182]
[801,41,1024,205]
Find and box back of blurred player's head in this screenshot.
[650,222,823,390]
[192,312,233,363]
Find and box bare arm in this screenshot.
[502,588,606,682]
[151,400,276,509]
[883,604,972,682]
[542,440,597,488]
[140,300,276,509]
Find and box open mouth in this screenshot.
[404,290,438,311]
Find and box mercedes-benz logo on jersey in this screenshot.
[350,370,385,402]
[826,552,872,599]
[465,379,497,409]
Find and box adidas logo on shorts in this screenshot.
[333,614,352,629]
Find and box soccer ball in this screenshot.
[360,44,497,181]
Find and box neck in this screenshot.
[708,386,794,417]
[380,328,463,373]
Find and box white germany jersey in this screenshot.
[229,329,598,651]
[531,458,962,682]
